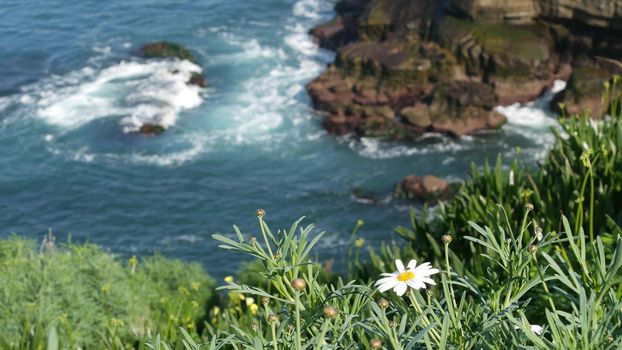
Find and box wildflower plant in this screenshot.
[212,211,375,349]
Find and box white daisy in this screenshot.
[375,259,440,296]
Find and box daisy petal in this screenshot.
[407,259,417,270]
[375,277,395,286]
[422,277,436,285]
[395,259,405,273]
[394,282,407,296]
[378,278,398,292]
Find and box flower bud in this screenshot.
[535,227,543,241]
[441,234,452,244]
[250,323,258,331]
[426,289,434,297]
[525,203,534,211]
[389,319,397,328]
[256,209,265,218]
[528,244,538,254]
[370,338,383,349]
[377,298,389,309]
[261,296,270,305]
[268,314,279,323]
[323,305,338,319]
[291,278,307,291]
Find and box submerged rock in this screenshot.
[394,175,456,203]
[138,124,166,136]
[142,41,197,63]
[187,72,206,87]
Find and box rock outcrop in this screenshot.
[394,175,453,202]
[138,42,206,135]
[307,0,622,140]
[142,41,197,62]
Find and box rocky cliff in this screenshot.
[306,0,622,140]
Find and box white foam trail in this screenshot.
[497,80,566,129]
[22,59,203,133]
[349,135,472,159]
[46,133,208,167]
[129,135,206,166]
[216,33,288,61]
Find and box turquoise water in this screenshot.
[0,0,559,277]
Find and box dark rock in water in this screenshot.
[351,187,378,204]
[394,175,459,203]
[138,124,166,136]
[188,72,206,87]
[142,41,196,63]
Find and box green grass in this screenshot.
[0,235,215,349]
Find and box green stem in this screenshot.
[259,218,274,258]
[444,244,457,316]
[295,291,302,350]
[271,322,278,350]
[589,167,595,242]
[533,254,556,312]
[315,320,331,350]
[408,290,440,343]
[391,326,403,350]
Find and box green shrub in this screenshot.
[0,235,216,349]
[160,208,622,349]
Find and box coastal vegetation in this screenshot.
[1,77,621,348]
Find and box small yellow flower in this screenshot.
[190,282,201,291]
[224,275,234,284]
[238,293,246,302]
[110,318,124,328]
[249,303,259,315]
[178,286,190,296]
[354,238,365,248]
[245,297,255,307]
[129,256,138,273]
[101,283,111,294]
[580,150,592,169]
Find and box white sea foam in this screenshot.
[349,135,472,159]
[128,135,207,166]
[293,0,322,19]
[22,59,203,133]
[497,80,566,129]
[46,133,208,167]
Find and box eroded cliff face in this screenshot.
[450,0,622,29]
[306,0,622,140]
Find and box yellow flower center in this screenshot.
[397,271,415,282]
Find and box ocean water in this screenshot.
[0,0,562,277]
